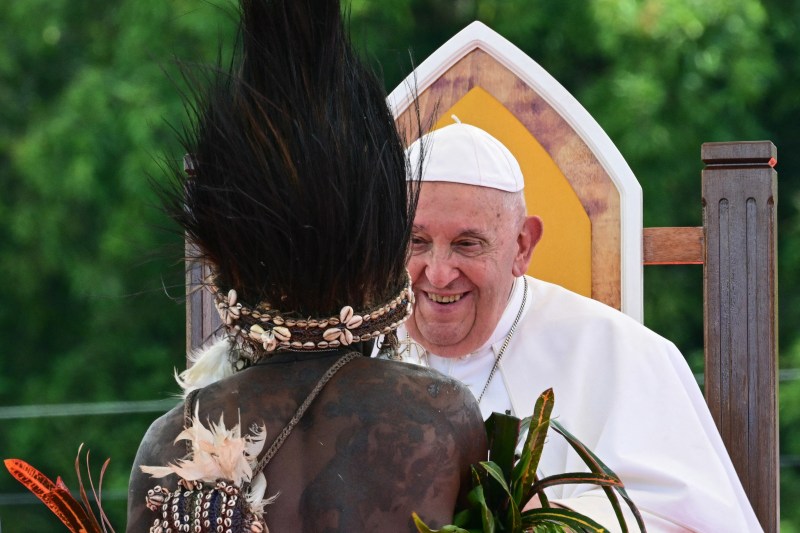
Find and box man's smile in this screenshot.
[426,291,465,304]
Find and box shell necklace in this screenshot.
[400,276,528,404]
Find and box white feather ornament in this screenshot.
[175,338,237,396]
[141,406,267,487]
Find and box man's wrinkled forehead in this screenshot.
[406,122,524,193]
[413,181,514,237]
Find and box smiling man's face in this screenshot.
[406,181,540,357]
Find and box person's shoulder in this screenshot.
[132,400,185,463]
[365,356,478,403]
[527,276,623,317]
[524,276,677,347]
[350,357,482,425]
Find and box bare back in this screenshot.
[127,352,486,532]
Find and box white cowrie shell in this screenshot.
[227,289,237,306]
[317,341,328,349]
[345,315,363,329]
[285,319,296,327]
[273,317,284,325]
[291,341,303,349]
[323,328,341,342]
[339,306,354,324]
[328,340,341,348]
[297,320,308,328]
[342,329,354,345]
[303,341,315,349]
[273,326,291,341]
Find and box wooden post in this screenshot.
[185,244,221,358]
[702,141,778,532]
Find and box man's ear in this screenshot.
[512,215,543,277]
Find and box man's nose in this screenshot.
[424,250,459,288]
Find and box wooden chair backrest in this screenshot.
[185,21,779,532]
[390,22,643,321]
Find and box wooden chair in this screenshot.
[186,21,778,531]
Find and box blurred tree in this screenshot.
[0,0,237,529]
[0,0,797,530]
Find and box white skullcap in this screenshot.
[406,120,524,192]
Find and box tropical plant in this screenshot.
[413,389,646,533]
[4,445,114,533]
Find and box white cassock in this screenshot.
[381,275,762,533]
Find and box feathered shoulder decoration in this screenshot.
[140,405,275,533]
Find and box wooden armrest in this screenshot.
[643,227,704,265]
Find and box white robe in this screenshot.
[383,275,762,533]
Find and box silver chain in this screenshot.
[476,276,528,403]
[398,277,529,404]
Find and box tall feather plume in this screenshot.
[162,0,417,319]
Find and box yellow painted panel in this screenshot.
[432,87,592,297]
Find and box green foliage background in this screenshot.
[1,0,798,530]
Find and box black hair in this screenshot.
[163,0,417,318]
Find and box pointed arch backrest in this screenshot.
[389,21,643,321]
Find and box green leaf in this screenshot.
[521,507,609,532]
[468,482,496,533]
[511,445,531,503]
[412,512,440,533]
[518,389,555,503]
[529,523,565,533]
[484,412,521,480]
[411,512,471,533]
[452,508,472,527]
[532,472,622,494]
[551,419,645,533]
[479,461,521,531]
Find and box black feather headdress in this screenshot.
[164,0,417,327]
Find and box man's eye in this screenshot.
[454,240,484,255]
[410,237,429,253]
